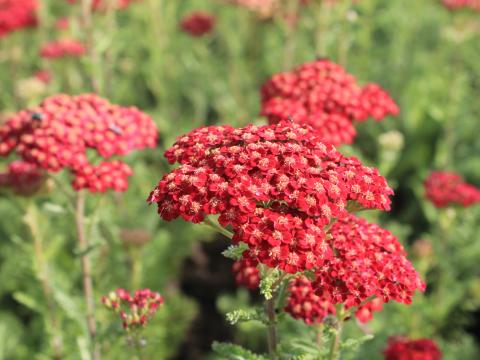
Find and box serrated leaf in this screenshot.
[212,341,267,360]
[222,243,248,260]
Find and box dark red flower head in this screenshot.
[313,214,425,307]
[180,11,216,37]
[0,94,158,192]
[424,171,480,208]
[0,160,45,196]
[102,288,164,330]
[232,254,260,290]
[383,336,442,360]
[148,121,393,273]
[261,59,399,146]
[40,39,86,59]
[0,0,38,37]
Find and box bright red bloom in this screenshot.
[0,160,45,196]
[313,215,425,307]
[442,0,480,10]
[424,171,480,208]
[180,11,216,37]
[0,0,37,38]
[40,39,86,59]
[148,121,393,273]
[285,276,336,325]
[383,337,442,360]
[0,94,157,192]
[232,255,260,290]
[261,59,399,146]
[102,288,164,330]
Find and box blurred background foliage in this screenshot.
[1,0,480,359]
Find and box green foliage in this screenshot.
[212,341,267,360]
[222,243,249,260]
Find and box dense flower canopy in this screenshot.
[180,11,216,37]
[314,215,425,307]
[40,39,86,59]
[148,121,393,273]
[261,59,399,146]
[424,171,480,208]
[102,288,164,330]
[383,337,442,360]
[0,94,157,192]
[0,0,37,38]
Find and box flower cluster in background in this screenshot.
[0,94,157,192]
[0,160,45,196]
[102,289,164,330]
[180,12,216,37]
[40,39,86,59]
[442,0,480,11]
[261,59,399,146]
[0,0,38,38]
[424,171,480,208]
[383,336,442,360]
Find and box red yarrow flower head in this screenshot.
[180,11,216,37]
[313,214,425,307]
[0,0,38,38]
[34,70,52,84]
[355,297,383,323]
[102,288,164,330]
[424,171,480,208]
[261,59,399,146]
[232,254,260,290]
[383,336,442,360]
[0,160,45,196]
[40,39,86,59]
[0,94,158,193]
[148,121,393,274]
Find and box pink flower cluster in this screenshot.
[314,215,425,307]
[102,288,164,330]
[232,255,260,290]
[383,337,442,360]
[148,121,393,274]
[40,39,86,59]
[0,160,45,196]
[442,0,480,11]
[0,94,157,192]
[0,0,37,37]
[180,11,216,37]
[261,59,399,146]
[424,171,480,208]
[228,0,309,19]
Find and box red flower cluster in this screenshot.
[424,171,480,208]
[34,70,52,84]
[261,59,399,146]
[285,276,336,325]
[0,0,37,38]
[383,337,442,360]
[442,0,480,11]
[0,160,45,196]
[148,121,393,274]
[314,215,425,307]
[180,11,216,37]
[232,255,260,290]
[0,94,157,192]
[285,276,382,325]
[40,39,86,59]
[67,0,139,11]
[102,288,164,330]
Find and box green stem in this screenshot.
[328,307,345,360]
[203,216,233,239]
[75,191,100,360]
[265,295,278,360]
